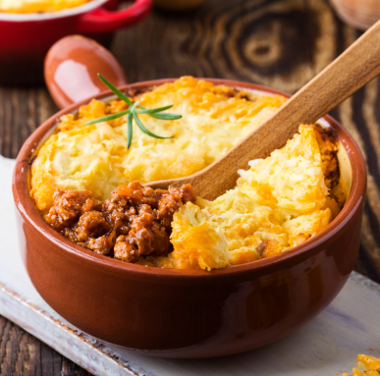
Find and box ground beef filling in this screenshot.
[45,182,195,263]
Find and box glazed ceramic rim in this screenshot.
[13,78,367,279]
[0,0,107,21]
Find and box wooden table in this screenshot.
[1,0,379,374]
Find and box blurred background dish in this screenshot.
[330,0,380,30]
[0,0,151,85]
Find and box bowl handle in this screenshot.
[76,0,152,34]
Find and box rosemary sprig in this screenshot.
[127,113,133,149]
[86,74,182,148]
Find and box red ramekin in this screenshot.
[0,0,151,85]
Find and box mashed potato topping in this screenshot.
[31,76,286,211]
[0,0,91,13]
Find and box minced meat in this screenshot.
[45,182,195,262]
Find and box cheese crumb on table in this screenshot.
[342,354,380,376]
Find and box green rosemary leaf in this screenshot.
[98,74,133,106]
[135,105,173,114]
[133,113,174,140]
[86,109,130,125]
[149,113,183,120]
[88,74,181,148]
[127,113,133,149]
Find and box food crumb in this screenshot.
[338,353,380,376]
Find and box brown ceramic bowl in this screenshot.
[12,79,366,359]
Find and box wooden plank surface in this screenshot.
[1,0,380,373]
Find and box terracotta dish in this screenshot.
[13,79,366,358]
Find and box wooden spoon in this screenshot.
[149,20,380,199]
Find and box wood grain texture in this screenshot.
[0,316,91,376]
[1,0,380,373]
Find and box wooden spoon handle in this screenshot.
[165,19,380,200]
